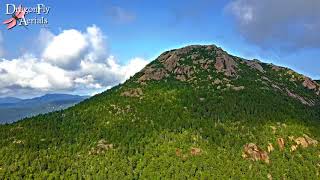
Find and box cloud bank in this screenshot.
[226,0,320,51]
[0,25,148,97]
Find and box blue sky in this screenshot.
[0,0,319,98]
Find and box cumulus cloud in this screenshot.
[0,55,72,91]
[85,25,107,63]
[0,25,149,97]
[42,29,88,69]
[226,0,320,51]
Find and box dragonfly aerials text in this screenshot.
[5,4,50,26]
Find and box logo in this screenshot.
[3,4,50,30]
[3,5,26,29]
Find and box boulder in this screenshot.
[290,145,298,152]
[242,143,269,164]
[232,86,245,91]
[89,139,113,155]
[295,137,309,148]
[175,148,182,157]
[213,79,222,85]
[190,147,202,156]
[302,77,317,90]
[301,134,318,147]
[121,88,143,97]
[290,135,318,150]
[277,138,285,151]
[13,140,24,144]
[267,143,274,153]
[176,75,187,81]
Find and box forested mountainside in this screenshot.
[0,45,319,179]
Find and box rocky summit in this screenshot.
[137,45,319,106]
[0,45,319,179]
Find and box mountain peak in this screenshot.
[138,44,234,82]
[134,44,319,106]
[137,44,267,82]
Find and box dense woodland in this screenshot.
[0,45,319,179]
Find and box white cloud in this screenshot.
[86,25,106,61]
[0,55,72,91]
[0,25,149,97]
[121,57,149,80]
[42,29,88,69]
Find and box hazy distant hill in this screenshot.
[0,94,88,124]
[0,45,319,179]
[0,97,22,104]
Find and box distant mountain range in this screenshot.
[0,97,22,104]
[0,94,88,124]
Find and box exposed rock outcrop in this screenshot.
[190,147,202,156]
[138,66,168,82]
[271,64,284,71]
[294,135,318,148]
[139,45,215,83]
[232,86,245,91]
[160,52,179,72]
[214,49,238,77]
[271,84,282,91]
[89,139,113,155]
[270,81,316,106]
[302,77,317,90]
[121,88,143,97]
[289,135,318,152]
[285,89,315,106]
[13,139,24,144]
[137,45,319,103]
[176,75,187,81]
[242,143,269,164]
[175,146,203,160]
[245,60,265,73]
[193,58,214,70]
[213,78,222,85]
[174,65,194,76]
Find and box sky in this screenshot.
[0,0,319,98]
